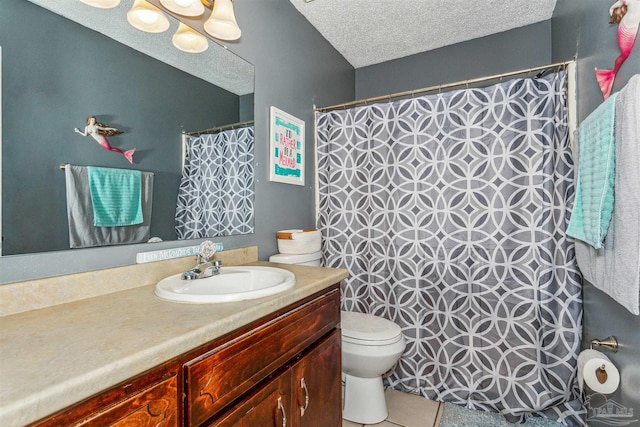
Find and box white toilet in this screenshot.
[268,251,406,424]
[340,311,406,424]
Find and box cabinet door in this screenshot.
[291,330,341,427]
[208,370,291,427]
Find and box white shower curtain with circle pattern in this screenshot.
[316,72,584,425]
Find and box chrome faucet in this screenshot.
[181,241,222,280]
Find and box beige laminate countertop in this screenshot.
[0,262,348,427]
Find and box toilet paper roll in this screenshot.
[577,349,620,395]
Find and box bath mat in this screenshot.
[439,402,564,427]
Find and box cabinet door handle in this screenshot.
[300,377,310,416]
[277,396,287,427]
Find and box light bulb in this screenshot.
[159,0,205,17]
[138,10,160,24]
[127,0,170,33]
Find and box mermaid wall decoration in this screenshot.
[74,116,136,164]
[595,0,640,99]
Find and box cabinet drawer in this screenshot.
[185,289,340,426]
[30,374,178,427]
[78,375,178,427]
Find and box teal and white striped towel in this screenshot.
[567,93,618,249]
[88,167,143,227]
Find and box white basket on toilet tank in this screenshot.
[276,229,321,254]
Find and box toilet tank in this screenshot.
[269,251,322,266]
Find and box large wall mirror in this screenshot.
[0,0,255,256]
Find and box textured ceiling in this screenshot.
[27,0,254,95]
[289,0,558,68]
[27,0,559,90]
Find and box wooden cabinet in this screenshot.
[290,331,341,427]
[207,370,292,427]
[185,288,340,426]
[30,374,179,427]
[30,286,341,427]
[209,330,341,427]
[77,375,178,427]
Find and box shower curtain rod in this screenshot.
[315,59,575,113]
[183,120,254,137]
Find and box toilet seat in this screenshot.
[341,311,403,346]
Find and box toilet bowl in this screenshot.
[341,311,406,424]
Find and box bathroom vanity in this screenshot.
[0,261,348,427]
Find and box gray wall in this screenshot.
[355,21,552,99]
[553,1,640,423]
[1,0,240,255]
[0,0,354,282]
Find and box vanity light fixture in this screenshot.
[83,0,242,52]
[203,0,241,41]
[79,0,121,8]
[127,0,171,33]
[159,0,205,17]
[172,22,209,53]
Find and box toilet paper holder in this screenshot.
[590,336,619,353]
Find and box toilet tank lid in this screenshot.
[340,311,402,342]
[269,251,322,264]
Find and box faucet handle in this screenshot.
[198,240,217,262]
[181,269,200,281]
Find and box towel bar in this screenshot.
[59,164,154,175]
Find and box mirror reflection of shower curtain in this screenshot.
[175,127,254,239]
[316,72,585,425]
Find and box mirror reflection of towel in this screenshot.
[88,167,143,227]
[65,165,154,249]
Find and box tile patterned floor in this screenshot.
[342,388,443,427]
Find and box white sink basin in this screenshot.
[154,266,296,303]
